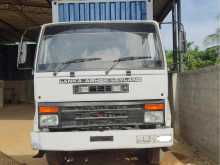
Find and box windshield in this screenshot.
[37,24,164,72]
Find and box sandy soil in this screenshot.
[0,104,47,165]
[171,139,216,165]
[0,104,216,165]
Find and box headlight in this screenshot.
[40,115,59,127]
[144,111,163,123]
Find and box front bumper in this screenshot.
[32,128,173,151]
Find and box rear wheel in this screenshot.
[46,151,65,165]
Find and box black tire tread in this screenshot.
[46,152,65,165]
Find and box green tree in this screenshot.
[166,42,219,71]
[184,47,218,70]
[166,14,220,71]
[184,42,219,70]
[165,50,173,70]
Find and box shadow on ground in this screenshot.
[0,104,34,120]
[11,150,185,165]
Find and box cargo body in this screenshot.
[52,0,153,22]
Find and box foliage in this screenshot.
[166,42,220,71]
[165,50,173,68]
[164,13,219,71]
[184,45,219,70]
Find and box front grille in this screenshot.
[59,103,145,129]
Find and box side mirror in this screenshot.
[17,42,36,70]
[180,28,187,53]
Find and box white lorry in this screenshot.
[18,0,174,164]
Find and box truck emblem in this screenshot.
[59,77,142,84]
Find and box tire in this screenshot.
[145,148,160,165]
[138,148,160,165]
[46,151,65,165]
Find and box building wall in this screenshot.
[0,80,4,108]
[4,80,34,104]
[175,65,220,163]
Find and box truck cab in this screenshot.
[25,20,173,164]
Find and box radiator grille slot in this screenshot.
[60,104,145,129]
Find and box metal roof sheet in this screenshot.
[0,0,172,42]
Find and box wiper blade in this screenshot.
[54,57,102,73]
[114,56,151,62]
[63,57,102,64]
[105,56,151,75]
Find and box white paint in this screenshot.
[34,71,167,102]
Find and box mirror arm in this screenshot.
[160,21,187,53]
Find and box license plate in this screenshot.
[90,136,113,142]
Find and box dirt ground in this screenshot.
[0,104,216,165]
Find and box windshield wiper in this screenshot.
[105,56,151,75]
[54,57,102,74]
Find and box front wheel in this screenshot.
[146,148,160,165]
[138,148,160,165]
[46,151,65,165]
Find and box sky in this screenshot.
[161,0,220,50]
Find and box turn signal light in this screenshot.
[39,106,59,113]
[144,103,165,111]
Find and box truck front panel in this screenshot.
[35,71,167,102]
[32,21,173,151]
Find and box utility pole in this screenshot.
[172,0,178,72]
[177,0,183,72]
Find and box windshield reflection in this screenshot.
[37,28,163,72]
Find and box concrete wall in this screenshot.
[174,65,220,163]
